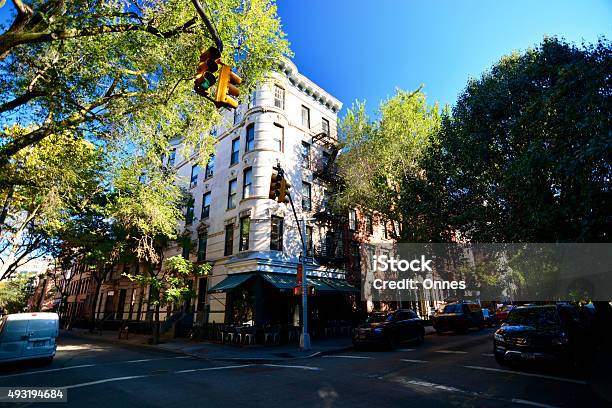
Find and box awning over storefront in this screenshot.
[208,273,255,293]
[321,278,360,293]
[261,273,296,290]
[208,272,359,294]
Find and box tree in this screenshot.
[336,89,447,242]
[439,37,611,243]
[125,254,209,344]
[0,0,290,163]
[0,272,35,313]
[0,127,105,280]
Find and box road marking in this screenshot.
[64,375,149,390]
[125,356,190,363]
[397,348,416,352]
[400,359,427,363]
[392,377,467,394]
[463,365,587,385]
[0,364,95,378]
[322,355,373,359]
[511,398,560,408]
[482,353,494,357]
[263,364,321,371]
[435,350,468,354]
[176,364,252,373]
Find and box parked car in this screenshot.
[432,302,484,334]
[353,309,425,349]
[0,312,59,365]
[493,304,588,367]
[482,308,497,327]
[494,305,515,323]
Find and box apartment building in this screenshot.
[160,59,365,329]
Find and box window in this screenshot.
[190,164,199,187]
[349,209,357,231]
[168,149,176,167]
[205,155,215,179]
[182,238,191,259]
[301,105,310,128]
[230,138,240,165]
[365,214,373,235]
[239,217,250,251]
[305,226,313,256]
[242,168,253,199]
[185,202,194,225]
[301,142,310,168]
[270,216,283,251]
[197,232,207,262]
[224,224,234,256]
[233,108,241,125]
[322,118,330,136]
[246,124,255,152]
[274,85,285,109]
[227,179,237,209]
[382,220,388,239]
[302,181,311,211]
[350,242,361,269]
[201,192,211,219]
[273,124,284,152]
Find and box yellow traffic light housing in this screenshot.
[194,46,221,96]
[215,64,242,109]
[268,170,290,204]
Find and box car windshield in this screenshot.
[506,307,560,329]
[365,314,387,323]
[443,304,463,313]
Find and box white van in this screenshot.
[0,312,59,364]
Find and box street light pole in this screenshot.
[299,213,311,350]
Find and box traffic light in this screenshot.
[194,46,221,96]
[215,64,242,109]
[297,264,303,285]
[278,176,291,204]
[269,170,283,200]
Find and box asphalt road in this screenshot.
[0,329,610,408]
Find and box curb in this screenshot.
[60,330,353,363]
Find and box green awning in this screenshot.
[322,278,359,293]
[261,273,296,290]
[208,273,255,293]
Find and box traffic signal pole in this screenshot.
[191,0,223,52]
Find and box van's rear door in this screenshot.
[21,318,58,358]
[0,317,27,361]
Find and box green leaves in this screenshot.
[336,88,445,242]
[439,37,611,243]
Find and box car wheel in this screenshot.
[388,335,399,350]
[494,352,508,366]
[40,357,54,366]
[415,330,425,345]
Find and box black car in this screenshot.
[432,302,484,334]
[493,304,588,367]
[353,309,425,349]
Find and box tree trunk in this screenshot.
[89,279,102,333]
[153,303,161,344]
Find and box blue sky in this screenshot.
[276,0,612,116]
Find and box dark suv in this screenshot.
[353,309,425,349]
[493,304,588,366]
[432,302,484,334]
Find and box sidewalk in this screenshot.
[61,329,353,362]
[62,325,437,362]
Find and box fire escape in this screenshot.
[309,122,346,269]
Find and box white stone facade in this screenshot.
[168,60,343,324]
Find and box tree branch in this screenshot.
[1,17,198,60]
